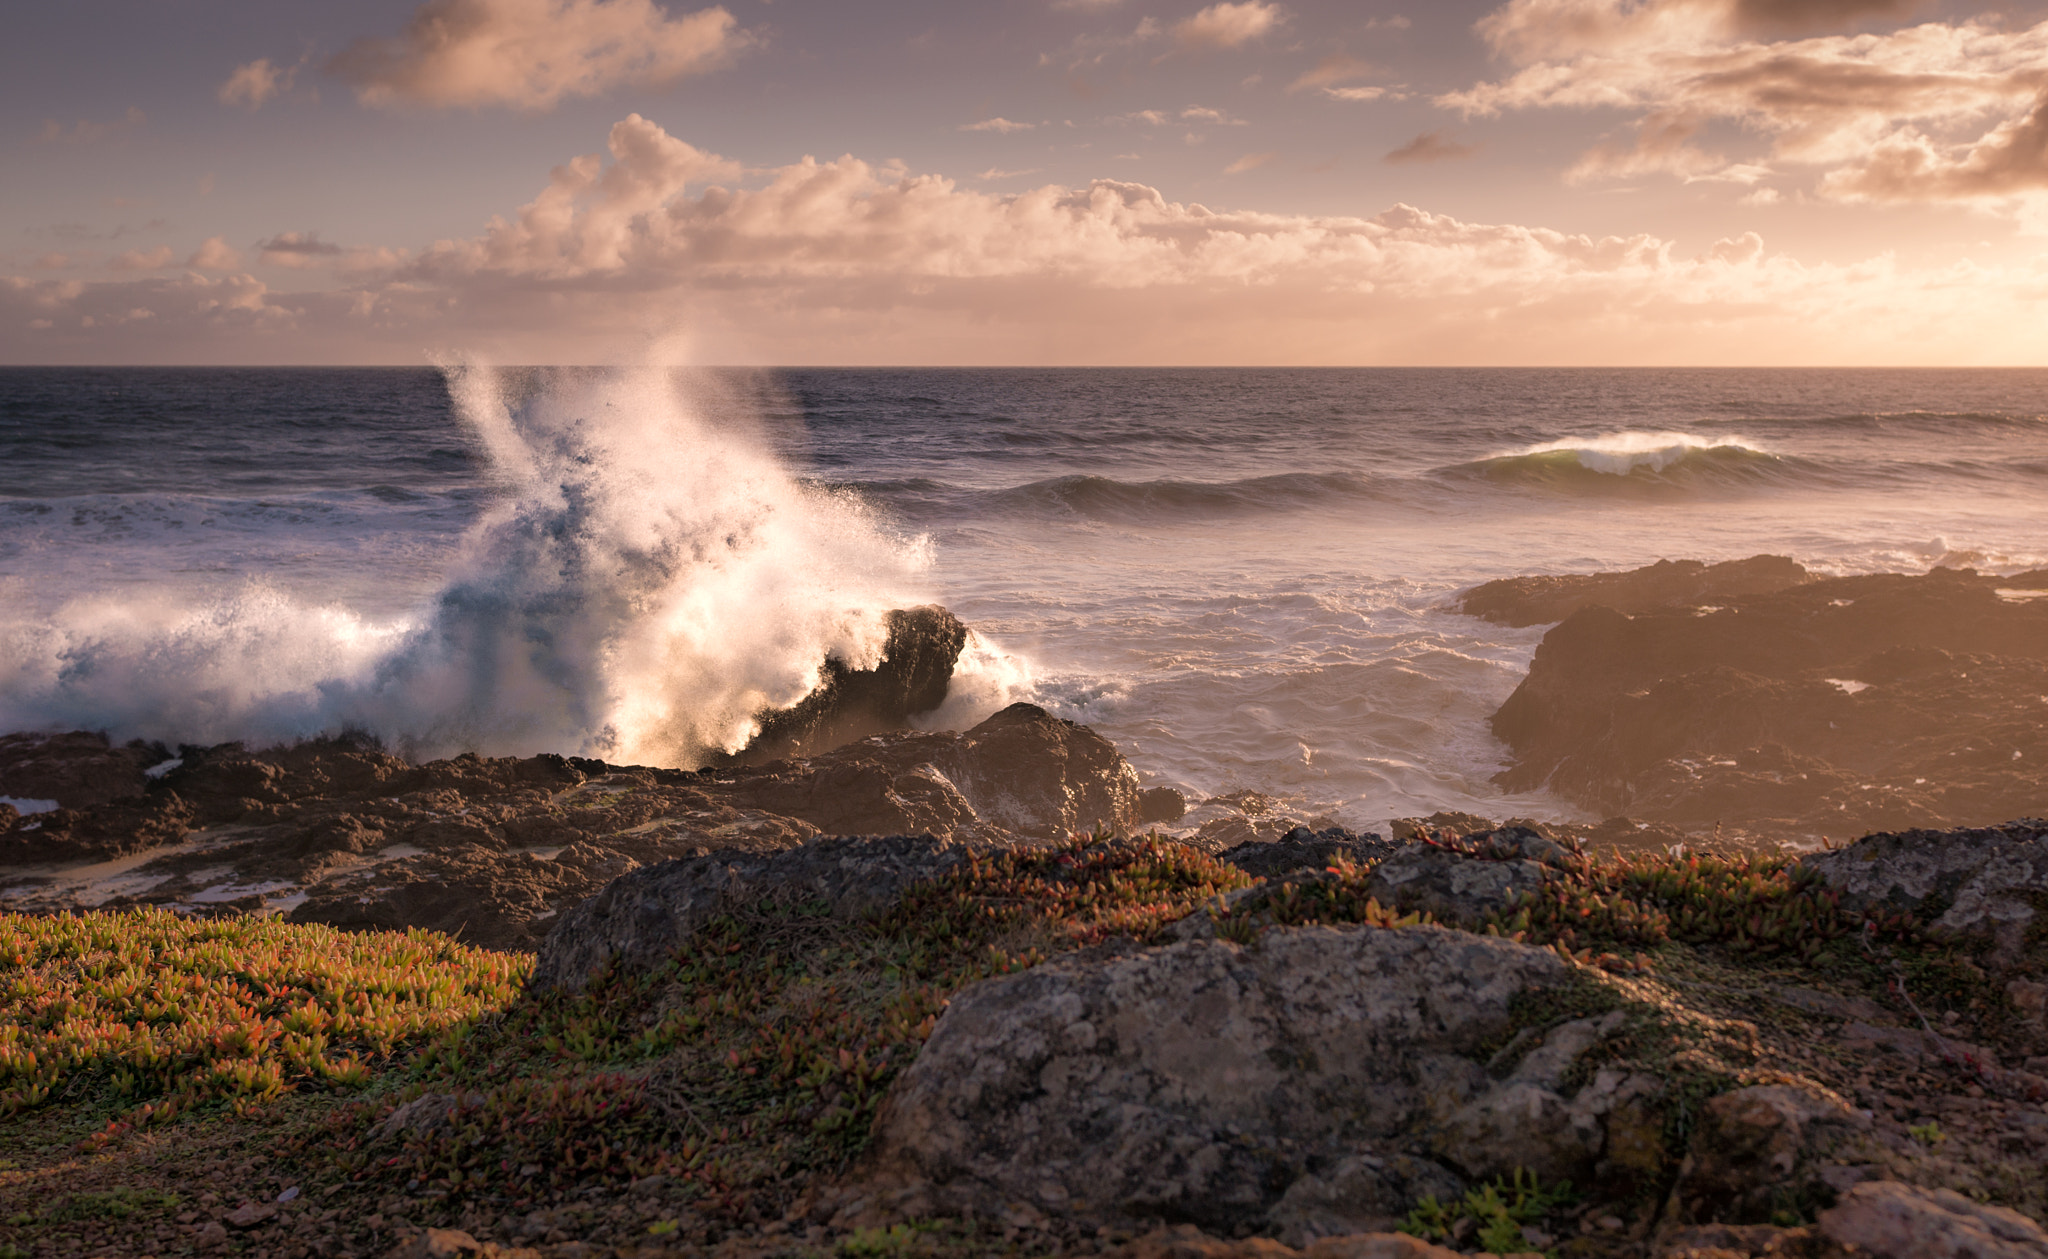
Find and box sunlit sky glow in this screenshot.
[7,0,2048,364]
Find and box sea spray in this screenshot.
[0,365,952,765]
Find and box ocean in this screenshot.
[4,365,2046,832]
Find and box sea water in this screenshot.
[4,365,2045,831]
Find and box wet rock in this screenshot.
[1457,555,1811,627]
[0,730,163,809]
[1221,827,1399,879]
[1801,820,2048,958]
[721,605,969,766]
[530,833,975,992]
[1671,1084,1875,1225]
[1488,566,2048,837]
[1138,786,1189,825]
[1362,828,1573,925]
[1818,1180,2048,1259]
[862,923,1637,1241]
[1387,811,1499,843]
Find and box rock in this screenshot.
[720,605,969,766]
[530,834,978,992]
[193,1220,228,1249]
[0,730,162,809]
[223,1201,276,1229]
[1362,828,1573,925]
[1221,827,1399,879]
[1138,786,1189,825]
[1801,820,2048,958]
[1388,812,1498,843]
[1818,1180,2048,1258]
[288,849,602,951]
[1487,566,2048,836]
[1671,1084,1875,1225]
[1104,1226,1471,1259]
[863,923,1640,1241]
[1457,555,1811,627]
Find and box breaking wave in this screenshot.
[0,365,940,765]
[1453,431,1800,492]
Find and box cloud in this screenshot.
[1385,132,1480,163]
[961,118,1035,133]
[1051,0,1123,9]
[110,246,177,271]
[1175,2,1283,51]
[1290,54,1376,92]
[1325,85,1402,102]
[34,254,76,271]
[328,0,749,111]
[978,168,1044,180]
[1179,105,1246,124]
[38,108,144,146]
[1729,0,1920,36]
[1443,0,2048,206]
[1224,151,1275,172]
[219,58,295,109]
[257,233,347,269]
[14,114,2048,366]
[187,238,244,270]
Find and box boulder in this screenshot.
[863,923,1645,1242]
[0,730,162,810]
[1801,820,2048,958]
[718,605,969,766]
[1457,555,1812,628]
[1670,1084,1875,1225]
[529,834,976,992]
[1362,829,1573,925]
[1818,1180,2048,1259]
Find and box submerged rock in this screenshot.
[1456,555,1812,628]
[862,923,1647,1242]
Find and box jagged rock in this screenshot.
[1457,555,1811,627]
[288,849,598,952]
[0,730,165,809]
[1387,811,1499,843]
[1801,820,2048,959]
[1818,1180,2048,1259]
[1671,1085,1875,1225]
[1488,566,2048,837]
[720,605,969,766]
[1362,828,1572,925]
[530,834,977,992]
[1138,787,1188,825]
[863,923,1642,1242]
[1221,827,1399,879]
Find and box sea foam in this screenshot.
[0,365,951,765]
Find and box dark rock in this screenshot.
[1801,819,2048,959]
[718,605,969,766]
[1362,828,1575,925]
[287,849,593,952]
[1489,566,2048,837]
[862,924,1648,1243]
[1137,786,1188,825]
[530,833,975,992]
[1457,555,1812,627]
[1221,827,1398,879]
[0,730,161,809]
[1670,1084,1875,1226]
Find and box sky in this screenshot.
[5,0,2048,365]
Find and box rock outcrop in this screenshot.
[1458,555,1813,628]
[0,703,1140,949]
[1483,564,2048,838]
[1801,819,2048,959]
[864,923,1654,1243]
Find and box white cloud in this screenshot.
[218,59,293,109]
[978,168,1045,180]
[1444,0,2048,206]
[13,113,2048,365]
[1175,2,1284,51]
[961,118,1035,133]
[329,0,750,111]
[187,237,243,270]
[1224,151,1276,173]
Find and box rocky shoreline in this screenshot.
[3,560,2046,1259]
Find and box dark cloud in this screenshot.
[1384,131,1479,164]
[1728,0,1921,36]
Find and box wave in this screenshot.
[971,471,1385,521]
[0,365,939,766]
[1449,431,1805,493]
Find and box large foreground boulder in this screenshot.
[1485,565,2048,838]
[862,924,1659,1243]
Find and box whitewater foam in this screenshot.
[0,366,946,766]
[1500,430,1770,476]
